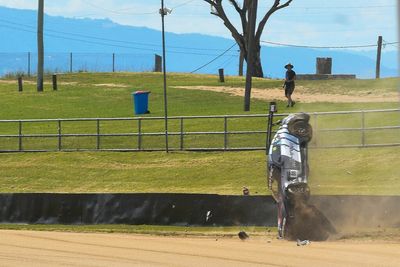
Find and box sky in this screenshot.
[0,0,398,51]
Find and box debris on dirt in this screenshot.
[242,186,250,196]
[238,231,249,240]
[346,170,352,175]
[297,239,311,246]
[205,211,212,222]
[286,201,337,241]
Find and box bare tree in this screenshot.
[203,0,293,78]
[37,0,44,92]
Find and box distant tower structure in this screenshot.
[316,57,332,75]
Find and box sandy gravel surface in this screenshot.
[173,86,399,103]
[0,230,399,267]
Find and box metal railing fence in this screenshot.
[0,52,156,77]
[0,109,399,152]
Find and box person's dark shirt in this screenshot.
[285,70,296,83]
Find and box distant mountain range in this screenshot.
[0,6,398,78]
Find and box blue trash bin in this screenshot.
[132,91,150,115]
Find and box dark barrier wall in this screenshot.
[0,194,277,226]
[0,194,399,227]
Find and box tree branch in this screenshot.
[242,0,249,14]
[255,0,293,41]
[228,0,243,14]
[203,0,217,6]
[203,0,245,49]
[227,0,247,36]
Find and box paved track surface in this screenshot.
[0,230,399,267]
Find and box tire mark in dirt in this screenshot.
[0,243,164,266]
[8,232,283,266]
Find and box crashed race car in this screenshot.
[267,111,336,241]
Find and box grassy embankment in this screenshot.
[0,73,398,149]
[0,73,398,195]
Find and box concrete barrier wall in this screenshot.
[0,194,399,228]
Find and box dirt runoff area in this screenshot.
[1,230,399,267]
[173,86,399,103]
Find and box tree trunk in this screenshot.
[240,43,264,78]
[37,0,44,92]
[252,44,264,77]
[238,50,244,76]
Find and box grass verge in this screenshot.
[0,224,272,238]
[1,224,399,242]
[0,147,399,195]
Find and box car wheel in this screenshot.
[288,120,312,143]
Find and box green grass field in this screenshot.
[0,72,399,195]
[0,73,398,119]
[0,73,399,151]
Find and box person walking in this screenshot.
[283,63,296,107]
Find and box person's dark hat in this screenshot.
[284,63,294,69]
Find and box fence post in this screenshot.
[18,76,23,92]
[138,119,142,150]
[112,53,115,72]
[154,54,162,72]
[224,116,228,150]
[376,36,383,79]
[52,74,57,91]
[180,117,184,150]
[361,111,365,147]
[219,68,225,83]
[58,120,62,151]
[27,52,31,77]
[69,52,73,73]
[18,121,22,151]
[313,113,318,148]
[96,119,100,150]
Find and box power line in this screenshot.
[171,0,197,10]
[0,23,237,57]
[79,0,195,16]
[0,18,230,52]
[80,0,157,15]
[261,40,399,49]
[191,43,237,73]
[215,55,237,72]
[383,39,399,48]
[287,5,396,9]
[187,3,395,9]
[3,20,395,54]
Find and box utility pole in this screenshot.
[37,0,44,92]
[160,1,171,152]
[398,5,400,79]
[244,0,258,111]
[375,35,382,79]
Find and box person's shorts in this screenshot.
[284,82,295,96]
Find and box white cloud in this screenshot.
[0,0,36,9]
